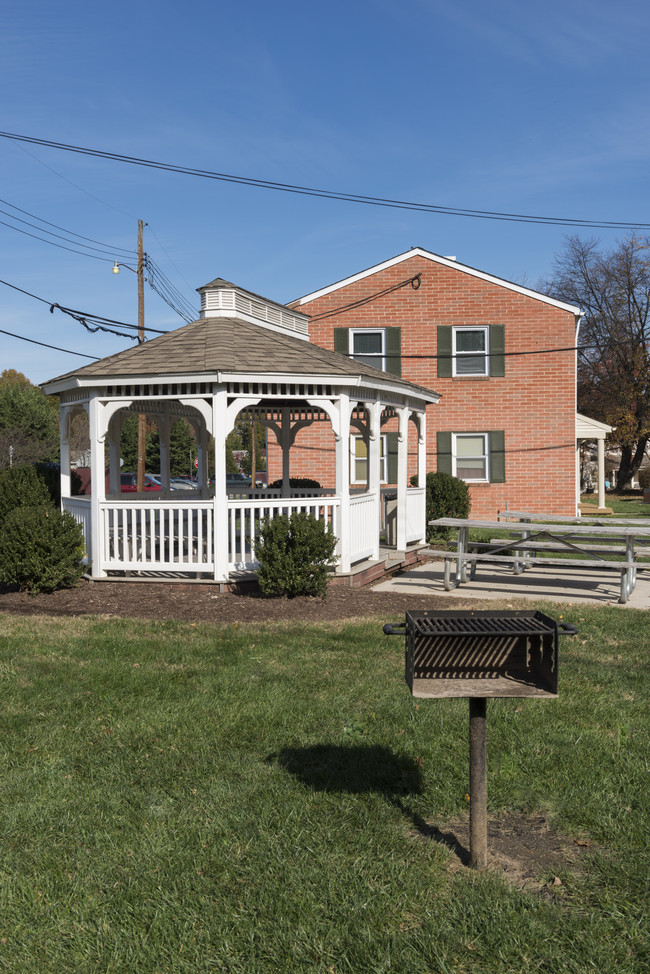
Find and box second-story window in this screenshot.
[453,326,489,376]
[349,329,386,371]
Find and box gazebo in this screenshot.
[42,279,440,584]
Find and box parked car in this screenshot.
[120,473,161,492]
[226,472,252,488]
[170,477,199,490]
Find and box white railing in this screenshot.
[227,496,341,572]
[349,492,378,563]
[100,500,215,573]
[65,488,401,577]
[62,497,92,564]
[406,487,426,544]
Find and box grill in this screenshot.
[384,609,575,699]
[384,609,577,868]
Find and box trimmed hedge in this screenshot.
[0,463,53,527]
[420,471,471,540]
[0,505,86,594]
[255,512,337,598]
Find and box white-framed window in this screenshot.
[349,329,386,371]
[453,433,489,482]
[453,326,489,377]
[351,434,388,484]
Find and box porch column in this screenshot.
[415,410,427,544]
[367,400,381,561]
[107,414,121,495]
[88,394,107,578]
[335,393,351,573]
[396,406,409,553]
[59,406,72,502]
[281,407,291,497]
[597,437,606,510]
[576,438,582,516]
[158,414,171,495]
[212,390,229,582]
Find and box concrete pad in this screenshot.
[371,558,650,609]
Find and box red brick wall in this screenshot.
[268,255,577,518]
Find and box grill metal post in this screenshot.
[469,697,487,869]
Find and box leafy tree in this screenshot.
[0,370,59,470]
[547,235,650,488]
[169,420,196,477]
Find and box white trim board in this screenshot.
[290,247,583,318]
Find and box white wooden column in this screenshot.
[597,437,606,510]
[335,393,351,573]
[88,394,107,578]
[59,406,72,503]
[396,406,409,553]
[212,390,229,582]
[416,410,427,544]
[367,400,381,561]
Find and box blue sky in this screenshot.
[1,0,649,385]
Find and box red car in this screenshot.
[120,473,161,492]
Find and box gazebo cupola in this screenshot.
[198,278,310,339]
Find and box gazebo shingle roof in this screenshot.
[45,316,439,401]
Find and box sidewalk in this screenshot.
[371,557,650,608]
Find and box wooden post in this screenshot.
[469,697,487,869]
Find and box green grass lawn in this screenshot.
[581,492,650,518]
[1,606,648,973]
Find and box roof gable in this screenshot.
[290,247,583,317]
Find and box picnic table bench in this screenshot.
[429,516,650,604]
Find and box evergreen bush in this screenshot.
[255,512,337,598]
[0,505,86,594]
[421,471,471,540]
[0,463,53,526]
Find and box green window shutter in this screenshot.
[334,328,349,355]
[437,431,452,475]
[437,326,452,377]
[489,430,506,483]
[385,327,401,376]
[489,324,505,377]
[386,432,399,484]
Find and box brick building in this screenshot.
[271,247,583,519]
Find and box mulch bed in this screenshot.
[0,577,474,625]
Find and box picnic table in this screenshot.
[429,516,650,604]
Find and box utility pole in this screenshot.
[112,219,147,492]
[136,219,146,493]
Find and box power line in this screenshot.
[0,326,98,359]
[0,197,135,256]
[0,277,170,338]
[1,130,648,231]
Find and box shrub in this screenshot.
[0,506,86,594]
[255,512,337,598]
[0,463,53,526]
[267,477,321,490]
[421,471,471,541]
[638,467,650,490]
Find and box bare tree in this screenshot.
[547,234,650,488]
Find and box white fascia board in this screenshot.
[222,371,440,405]
[291,247,583,317]
[576,413,613,437]
[41,373,224,395]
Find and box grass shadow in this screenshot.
[271,743,472,863]
[270,743,423,797]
